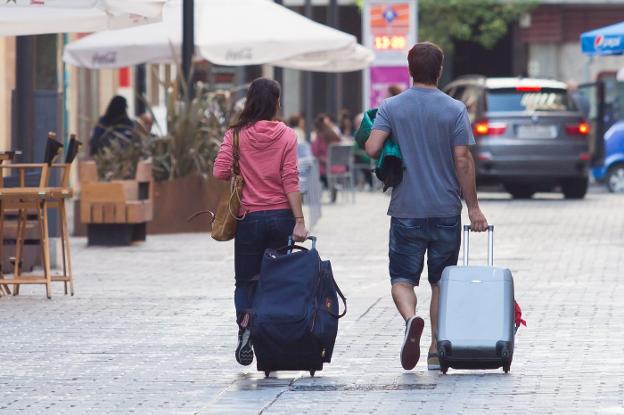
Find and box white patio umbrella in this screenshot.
[0,0,166,36]
[63,0,373,73]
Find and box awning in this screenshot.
[0,0,166,36]
[581,21,624,56]
[63,0,373,73]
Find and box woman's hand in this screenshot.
[286,193,308,242]
[292,220,309,242]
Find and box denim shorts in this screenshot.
[389,216,461,286]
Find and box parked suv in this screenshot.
[444,77,591,199]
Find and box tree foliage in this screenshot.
[149,83,241,182]
[93,127,147,181]
[418,0,535,52]
[355,0,536,52]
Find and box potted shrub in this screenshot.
[77,81,243,235]
[146,82,242,234]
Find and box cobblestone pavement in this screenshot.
[1,188,624,414]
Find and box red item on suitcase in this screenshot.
[514,301,527,328]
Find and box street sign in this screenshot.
[363,0,418,109]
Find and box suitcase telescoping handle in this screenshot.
[463,225,494,267]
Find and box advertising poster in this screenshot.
[369,66,411,108]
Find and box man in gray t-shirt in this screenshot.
[366,42,488,372]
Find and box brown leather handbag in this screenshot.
[211,130,246,241]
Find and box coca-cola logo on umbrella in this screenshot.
[4,0,46,4]
[3,0,101,6]
[92,51,117,65]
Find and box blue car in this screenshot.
[593,121,624,192]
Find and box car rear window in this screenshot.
[486,88,577,112]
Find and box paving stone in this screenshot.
[1,188,623,414]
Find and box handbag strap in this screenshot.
[232,129,241,176]
[187,210,216,223]
[229,130,247,220]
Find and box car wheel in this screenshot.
[561,177,588,199]
[504,184,535,199]
[606,164,624,193]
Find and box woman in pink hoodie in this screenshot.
[213,78,308,366]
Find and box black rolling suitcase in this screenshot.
[251,236,346,377]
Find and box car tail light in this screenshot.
[516,86,542,92]
[478,152,493,161]
[565,121,590,136]
[473,120,507,137]
[579,152,591,161]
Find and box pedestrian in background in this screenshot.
[136,112,154,136]
[89,95,136,157]
[287,113,313,158]
[213,78,309,367]
[567,80,590,119]
[287,113,307,144]
[311,113,343,201]
[366,42,488,371]
[339,109,354,137]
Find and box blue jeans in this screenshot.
[234,209,294,325]
[389,216,461,286]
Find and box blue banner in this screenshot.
[581,22,624,56]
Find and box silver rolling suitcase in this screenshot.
[436,225,515,374]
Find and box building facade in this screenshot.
[0,38,15,154]
[4,1,623,158]
[521,1,624,82]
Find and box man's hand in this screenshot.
[292,221,309,242]
[468,207,488,232]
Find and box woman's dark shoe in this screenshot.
[235,328,254,366]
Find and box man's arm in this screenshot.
[365,129,389,159]
[453,145,488,232]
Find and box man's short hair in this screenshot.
[408,42,444,86]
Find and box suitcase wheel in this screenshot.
[503,365,510,374]
[264,371,271,378]
[440,365,449,375]
[309,370,316,377]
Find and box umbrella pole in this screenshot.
[63,34,70,148]
[182,0,195,100]
[274,0,284,88]
[15,37,35,162]
[584,56,592,83]
[135,64,147,116]
[304,0,313,141]
[327,0,339,120]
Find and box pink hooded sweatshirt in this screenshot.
[213,120,299,214]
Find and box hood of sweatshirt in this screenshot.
[242,120,288,150]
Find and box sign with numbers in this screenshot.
[363,0,418,108]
